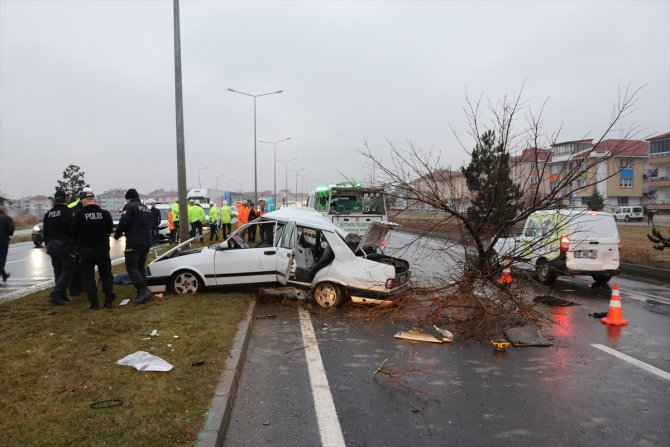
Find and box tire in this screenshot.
[536,259,556,285]
[624,216,630,222]
[169,270,204,294]
[312,282,344,308]
[591,273,612,284]
[33,241,43,248]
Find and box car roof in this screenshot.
[531,209,613,218]
[263,207,338,232]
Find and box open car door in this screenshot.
[276,221,296,285]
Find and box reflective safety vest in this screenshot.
[209,206,219,224]
[220,205,232,223]
[168,211,175,230]
[171,202,180,221]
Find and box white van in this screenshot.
[613,206,643,222]
[493,209,620,284]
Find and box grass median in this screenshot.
[0,246,252,447]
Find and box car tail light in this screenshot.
[560,235,570,252]
[618,238,621,255]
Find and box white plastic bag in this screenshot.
[116,351,174,372]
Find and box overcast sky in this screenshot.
[1,0,668,200]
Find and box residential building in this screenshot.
[646,132,670,214]
[13,195,53,217]
[511,147,552,205]
[408,169,470,211]
[548,139,649,209]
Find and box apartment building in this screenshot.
[646,132,670,214]
[511,147,552,204]
[548,139,649,209]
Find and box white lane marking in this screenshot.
[7,258,28,264]
[620,287,668,301]
[298,308,346,447]
[591,344,670,381]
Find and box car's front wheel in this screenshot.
[169,270,204,294]
[624,215,630,222]
[536,259,556,285]
[312,282,344,308]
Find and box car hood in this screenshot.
[355,221,398,252]
[152,236,200,262]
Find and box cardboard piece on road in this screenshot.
[394,331,448,344]
[504,326,553,347]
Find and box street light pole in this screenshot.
[289,168,304,206]
[259,137,290,207]
[277,157,297,207]
[197,167,208,188]
[227,88,283,205]
[216,174,225,191]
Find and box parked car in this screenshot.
[613,206,644,222]
[146,207,411,307]
[31,222,44,248]
[492,209,620,284]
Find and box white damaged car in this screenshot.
[146,207,410,307]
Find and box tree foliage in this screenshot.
[648,226,670,251]
[55,165,87,202]
[586,188,605,211]
[461,129,522,232]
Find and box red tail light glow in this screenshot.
[560,235,570,252]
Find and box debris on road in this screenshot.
[116,351,173,372]
[150,329,159,337]
[395,329,447,343]
[255,314,278,320]
[433,325,454,342]
[281,345,309,355]
[589,312,608,318]
[503,326,553,346]
[490,339,510,352]
[533,295,579,306]
[119,299,130,306]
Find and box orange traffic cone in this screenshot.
[499,258,512,285]
[601,283,628,326]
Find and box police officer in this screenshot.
[150,199,162,244]
[0,205,14,283]
[208,201,219,241]
[72,191,115,309]
[43,190,76,305]
[114,188,154,304]
[220,200,232,240]
[170,199,180,243]
[194,200,206,237]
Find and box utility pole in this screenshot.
[173,0,189,243]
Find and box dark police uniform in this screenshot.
[73,198,114,309]
[150,204,162,244]
[43,196,76,305]
[114,189,154,303]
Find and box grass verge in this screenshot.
[0,256,252,446]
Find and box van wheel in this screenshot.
[313,282,344,308]
[536,259,556,285]
[169,270,204,294]
[592,273,612,284]
[624,216,630,222]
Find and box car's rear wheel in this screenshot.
[591,273,612,284]
[313,282,344,308]
[536,259,556,285]
[33,241,43,248]
[169,270,204,294]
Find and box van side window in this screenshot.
[525,219,541,237]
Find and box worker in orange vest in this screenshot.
[167,210,176,244]
[236,202,249,240]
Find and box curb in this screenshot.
[620,262,670,284]
[196,295,257,447]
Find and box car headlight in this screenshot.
[33,225,41,232]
